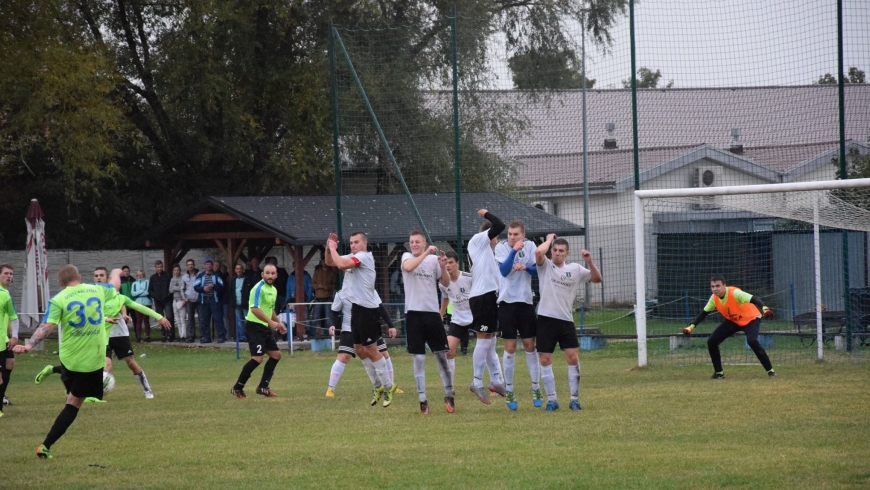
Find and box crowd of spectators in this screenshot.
[117,255,337,343]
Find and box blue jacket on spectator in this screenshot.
[132,278,152,306]
[194,271,225,303]
[287,271,314,305]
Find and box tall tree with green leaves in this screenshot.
[622,67,674,89]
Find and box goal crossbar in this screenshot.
[635,178,870,199]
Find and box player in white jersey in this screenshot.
[494,220,543,410]
[466,209,507,405]
[438,251,472,392]
[401,230,454,414]
[325,290,400,397]
[325,231,397,408]
[535,234,601,412]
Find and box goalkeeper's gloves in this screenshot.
[762,306,773,318]
[683,324,695,335]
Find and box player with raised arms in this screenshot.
[467,209,507,404]
[402,230,453,414]
[325,231,398,407]
[13,265,116,459]
[325,289,400,397]
[438,251,472,392]
[230,263,287,398]
[534,234,601,412]
[494,220,543,410]
[683,275,776,379]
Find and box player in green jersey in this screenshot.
[1,264,20,416]
[13,265,116,459]
[33,268,170,400]
[230,264,287,398]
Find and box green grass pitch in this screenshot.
[2,341,869,489]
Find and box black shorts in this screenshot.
[106,336,134,360]
[0,348,13,362]
[469,291,498,334]
[498,302,537,340]
[60,365,103,400]
[351,304,382,347]
[536,315,579,354]
[245,321,279,356]
[338,331,387,357]
[447,322,471,339]
[405,311,449,355]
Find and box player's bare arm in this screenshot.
[580,249,602,283]
[402,245,438,272]
[326,238,357,270]
[13,322,56,353]
[536,233,556,266]
[270,311,288,334]
[437,252,450,287]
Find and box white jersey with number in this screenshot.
[439,272,473,326]
[536,257,592,322]
[494,240,537,304]
[467,230,500,298]
[401,253,442,313]
[341,251,381,308]
[331,290,353,332]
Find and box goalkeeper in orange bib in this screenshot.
[683,275,776,379]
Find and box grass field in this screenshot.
[2,341,869,489]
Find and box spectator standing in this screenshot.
[287,261,314,338]
[312,255,337,340]
[194,259,226,343]
[214,260,230,338]
[233,264,248,342]
[241,257,262,308]
[168,264,187,341]
[149,260,174,342]
[131,270,152,342]
[120,265,135,333]
[182,259,199,342]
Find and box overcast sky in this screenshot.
[484,0,870,89]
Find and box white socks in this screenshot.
[328,360,346,389]
[540,364,557,402]
[413,354,427,402]
[484,339,503,385]
[434,351,454,397]
[385,356,395,384]
[568,364,580,401]
[503,351,516,392]
[372,357,392,390]
[526,350,540,391]
[448,358,456,386]
[361,358,380,387]
[472,338,488,388]
[135,371,152,393]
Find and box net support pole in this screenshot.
[332,29,432,244]
[837,0,852,351]
[634,194,647,367]
[814,194,823,359]
[629,0,640,192]
[582,10,591,304]
[328,22,344,255]
[450,7,463,267]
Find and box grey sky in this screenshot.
[484,0,870,89]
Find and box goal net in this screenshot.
[634,178,870,367]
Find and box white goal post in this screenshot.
[634,178,870,367]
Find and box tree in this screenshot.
[0,0,631,248]
[508,49,595,90]
[816,66,866,85]
[622,67,673,89]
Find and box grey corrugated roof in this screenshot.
[214,192,583,245]
[132,192,582,249]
